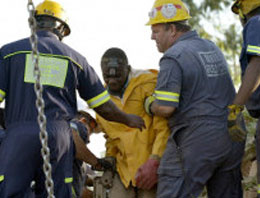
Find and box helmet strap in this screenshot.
[52,28,64,41]
[238,9,246,19]
[238,8,248,25]
[235,1,247,21]
[54,23,67,41]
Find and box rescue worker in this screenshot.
[24,110,102,198]
[96,47,170,198]
[231,0,260,196]
[70,110,112,198]
[144,0,244,197]
[0,1,145,197]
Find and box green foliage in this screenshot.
[183,1,232,28]
[215,24,242,85]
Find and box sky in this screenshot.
[0,0,239,157]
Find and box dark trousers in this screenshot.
[0,121,74,198]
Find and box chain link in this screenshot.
[27,1,55,197]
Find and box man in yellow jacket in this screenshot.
[96,47,170,198]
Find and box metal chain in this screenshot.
[27,1,55,197]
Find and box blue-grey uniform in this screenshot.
[0,129,5,145]
[240,14,260,194]
[155,31,244,198]
[0,31,110,197]
[70,119,89,198]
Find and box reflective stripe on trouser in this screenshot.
[0,121,73,197]
[157,119,244,198]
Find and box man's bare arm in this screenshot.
[94,100,145,131]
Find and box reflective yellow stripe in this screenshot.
[87,90,110,108]
[72,186,76,197]
[154,90,179,102]
[0,175,4,182]
[3,51,83,70]
[65,177,73,183]
[3,51,31,59]
[0,89,6,102]
[247,45,260,55]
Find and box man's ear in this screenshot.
[170,24,176,38]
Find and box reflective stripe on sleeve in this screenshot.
[72,187,76,196]
[247,45,260,55]
[87,90,110,109]
[154,90,179,103]
[65,177,73,183]
[0,175,4,182]
[0,89,6,102]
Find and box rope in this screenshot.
[27,1,55,197]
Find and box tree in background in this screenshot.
[183,0,242,84]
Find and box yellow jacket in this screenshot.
[96,68,170,188]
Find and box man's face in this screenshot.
[101,61,129,93]
[151,23,174,53]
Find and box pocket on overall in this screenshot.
[158,123,188,177]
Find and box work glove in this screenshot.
[228,104,247,142]
[135,157,160,190]
[144,95,156,116]
[92,158,113,171]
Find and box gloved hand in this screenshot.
[92,158,113,171]
[144,95,156,116]
[228,104,247,142]
[135,158,159,190]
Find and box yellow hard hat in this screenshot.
[146,0,191,25]
[232,0,260,16]
[35,0,70,36]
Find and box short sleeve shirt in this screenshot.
[240,15,260,111]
